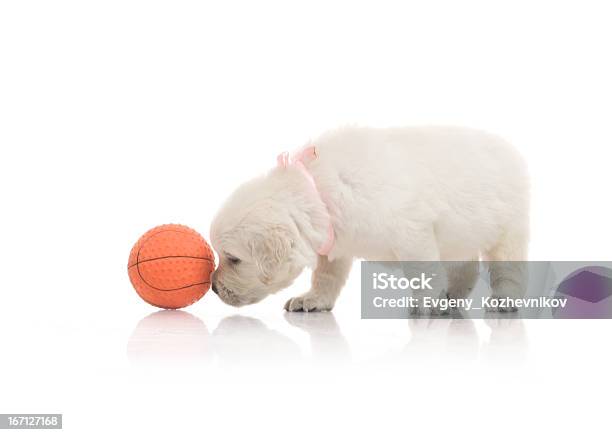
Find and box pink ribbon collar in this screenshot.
[277,145,335,256]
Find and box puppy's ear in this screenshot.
[250,226,293,285]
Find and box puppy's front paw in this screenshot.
[284,294,333,312]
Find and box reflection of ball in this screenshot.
[127,310,212,365]
[128,224,215,309]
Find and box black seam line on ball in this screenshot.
[138,228,200,248]
[131,228,210,264]
[138,280,211,292]
[136,257,208,291]
[127,255,214,269]
[134,232,213,291]
[135,261,211,291]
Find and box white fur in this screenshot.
[210,126,530,311]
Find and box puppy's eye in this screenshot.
[226,255,241,265]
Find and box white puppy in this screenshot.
[210,126,529,311]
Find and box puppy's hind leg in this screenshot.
[446,259,480,300]
[485,224,529,312]
[391,227,449,316]
[284,256,353,312]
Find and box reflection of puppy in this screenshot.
[210,126,529,311]
[212,316,301,365]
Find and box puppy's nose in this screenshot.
[211,282,218,294]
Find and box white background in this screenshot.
[1,0,611,434]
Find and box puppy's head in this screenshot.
[210,176,312,306]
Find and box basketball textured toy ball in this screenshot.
[128,224,215,309]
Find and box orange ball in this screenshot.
[128,224,215,309]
